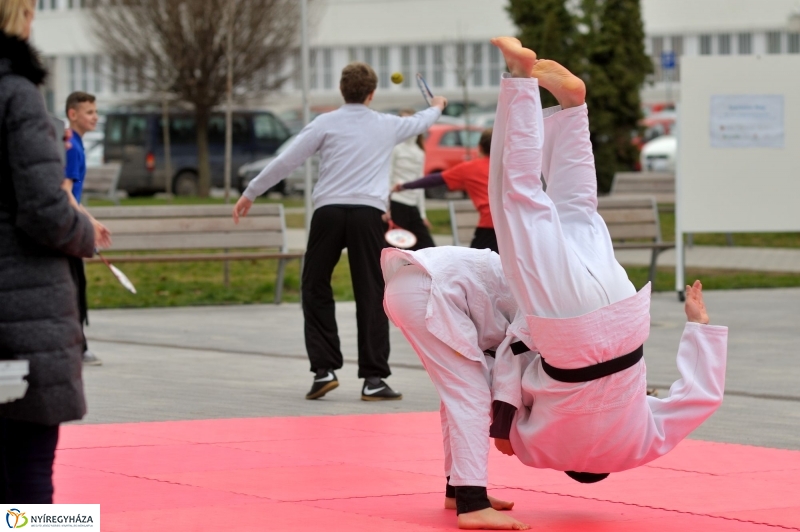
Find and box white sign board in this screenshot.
[676,55,800,294]
[710,95,784,149]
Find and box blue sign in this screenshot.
[661,51,676,70]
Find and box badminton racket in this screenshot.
[384,220,417,249]
[95,250,137,294]
[416,73,434,106]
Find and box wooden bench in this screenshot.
[81,163,122,205]
[448,196,674,284]
[86,204,304,303]
[610,172,675,206]
[449,199,480,247]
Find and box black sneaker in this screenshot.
[361,379,402,401]
[82,349,102,366]
[306,370,339,400]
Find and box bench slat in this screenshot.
[607,223,660,240]
[108,232,285,251]
[86,252,303,263]
[598,208,657,224]
[89,203,282,219]
[99,216,283,235]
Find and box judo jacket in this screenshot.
[0,32,95,426]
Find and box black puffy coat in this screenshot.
[0,32,95,426]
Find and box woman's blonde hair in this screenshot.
[1,0,35,39]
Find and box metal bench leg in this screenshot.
[648,249,659,286]
[274,259,287,304]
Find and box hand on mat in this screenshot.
[494,438,514,457]
[233,196,253,224]
[685,280,709,325]
[431,95,448,110]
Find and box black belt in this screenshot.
[509,341,644,384]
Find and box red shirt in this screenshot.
[441,157,492,228]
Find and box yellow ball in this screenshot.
[391,72,404,85]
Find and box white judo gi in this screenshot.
[488,75,728,474]
[382,246,521,487]
[383,74,728,487]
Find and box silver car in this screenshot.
[237,134,319,196]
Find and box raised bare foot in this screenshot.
[490,37,537,78]
[445,495,515,511]
[531,59,586,109]
[458,507,530,530]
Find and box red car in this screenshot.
[422,124,484,199]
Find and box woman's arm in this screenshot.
[6,80,94,258]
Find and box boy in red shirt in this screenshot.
[393,129,496,252]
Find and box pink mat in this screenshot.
[55,412,800,531]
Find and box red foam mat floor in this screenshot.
[55,412,800,531]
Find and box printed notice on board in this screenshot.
[710,95,784,148]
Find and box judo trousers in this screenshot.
[488,76,636,319]
[384,265,493,487]
[303,205,391,379]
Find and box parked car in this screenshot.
[83,131,104,167]
[238,134,320,196]
[103,110,291,196]
[278,106,337,134]
[423,124,483,199]
[640,135,677,173]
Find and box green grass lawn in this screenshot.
[82,197,800,309]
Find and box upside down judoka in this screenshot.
[382,37,728,530]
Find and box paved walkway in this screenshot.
[82,287,800,451]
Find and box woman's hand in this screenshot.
[92,218,112,249]
[391,183,404,193]
[423,218,432,230]
[685,280,710,324]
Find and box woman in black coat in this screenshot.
[0,0,99,503]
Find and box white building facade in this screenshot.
[30,0,800,115]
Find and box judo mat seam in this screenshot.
[495,485,800,531]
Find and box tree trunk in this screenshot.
[196,109,212,197]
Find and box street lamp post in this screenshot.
[301,0,312,239]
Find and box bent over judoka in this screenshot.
[382,37,728,530]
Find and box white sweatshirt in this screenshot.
[243,105,441,212]
[389,137,426,217]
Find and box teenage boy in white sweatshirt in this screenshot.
[234,62,447,401]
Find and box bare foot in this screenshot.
[458,507,530,530]
[490,37,537,78]
[445,495,515,511]
[531,59,586,109]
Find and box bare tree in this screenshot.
[89,0,301,196]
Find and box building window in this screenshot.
[472,42,484,86]
[322,48,333,90]
[417,45,427,81]
[651,36,664,82]
[38,0,44,10]
[309,49,318,90]
[767,31,782,54]
[69,57,77,92]
[432,44,444,87]
[489,45,502,86]
[738,33,752,54]
[400,46,411,88]
[700,34,712,55]
[670,36,683,82]
[718,34,731,55]
[50,0,57,9]
[378,46,389,88]
[292,50,302,90]
[93,56,103,93]
[363,47,373,67]
[347,47,358,63]
[789,33,800,54]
